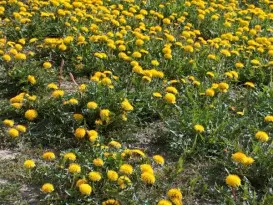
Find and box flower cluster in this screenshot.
[1,0,272,203]
[23,136,171,204]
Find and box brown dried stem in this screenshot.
[69,72,79,87]
[58,59,64,88]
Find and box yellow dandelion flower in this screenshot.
[237,111,244,116]
[167,188,183,200]
[2,54,11,62]
[87,130,98,142]
[135,39,144,46]
[243,157,254,166]
[41,183,54,193]
[64,152,76,161]
[3,119,14,127]
[121,99,134,111]
[27,75,36,85]
[11,103,22,109]
[76,178,87,187]
[43,62,52,69]
[264,115,273,122]
[211,83,218,89]
[68,163,81,174]
[117,176,132,189]
[119,164,133,175]
[164,93,176,104]
[87,101,98,109]
[141,172,155,184]
[132,51,142,58]
[73,113,84,121]
[100,109,110,120]
[140,164,154,174]
[151,60,159,66]
[142,76,152,83]
[225,72,233,79]
[184,45,194,52]
[205,88,215,97]
[15,53,26,60]
[131,149,146,158]
[220,49,231,57]
[193,80,200,86]
[27,95,37,101]
[101,77,112,86]
[68,98,78,105]
[16,125,26,133]
[79,184,92,195]
[153,155,165,165]
[164,53,172,59]
[43,152,55,161]
[218,82,229,92]
[250,59,260,65]
[255,131,269,142]
[225,174,241,188]
[230,71,238,79]
[244,82,255,88]
[108,140,122,149]
[74,128,86,139]
[24,160,35,169]
[235,62,244,68]
[93,158,104,167]
[107,170,119,181]
[79,84,86,92]
[59,44,67,51]
[47,83,58,90]
[121,113,127,121]
[88,171,102,182]
[194,124,205,133]
[170,197,182,205]
[206,72,215,78]
[163,18,171,24]
[207,54,216,60]
[157,199,172,205]
[25,109,38,121]
[232,152,247,164]
[132,65,143,73]
[8,128,19,138]
[166,86,178,95]
[52,90,64,98]
[153,92,162,98]
[102,199,120,205]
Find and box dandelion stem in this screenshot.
[71,174,76,189]
[28,168,31,179]
[231,188,237,201]
[191,134,198,153]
